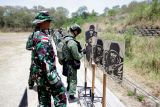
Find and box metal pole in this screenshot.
[102,74,107,107]
[156,100,160,107]
[84,44,87,96]
[91,64,96,103]
[84,67,87,96]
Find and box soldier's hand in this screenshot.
[32,47,35,50]
[54,80,63,89]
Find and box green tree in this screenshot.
[53,7,69,27]
[104,7,109,14]
[108,9,116,16]
[149,0,160,20]
[77,6,88,16]
[0,6,5,28]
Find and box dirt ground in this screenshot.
[0,32,159,107]
[0,32,31,107]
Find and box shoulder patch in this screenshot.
[42,37,49,42]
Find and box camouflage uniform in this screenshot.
[52,30,63,46]
[65,24,83,98]
[26,32,35,88]
[28,11,67,107]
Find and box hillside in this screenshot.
[77,0,160,106]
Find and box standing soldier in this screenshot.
[26,32,35,89]
[28,11,66,107]
[64,24,84,101]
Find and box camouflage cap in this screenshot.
[32,11,53,25]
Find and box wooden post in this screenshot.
[156,100,160,107]
[91,64,96,102]
[102,73,107,107]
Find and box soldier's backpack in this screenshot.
[56,35,74,65]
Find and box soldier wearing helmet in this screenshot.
[62,23,84,102]
[26,11,66,107]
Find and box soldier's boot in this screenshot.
[28,80,34,89]
[69,95,79,103]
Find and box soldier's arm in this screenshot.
[26,33,34,50]
[35,38,59,84]
[68,40,83,60]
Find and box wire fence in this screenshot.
[122,77,160,107]
[106,72,160,107]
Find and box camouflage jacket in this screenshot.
[52,30,63,46]
[66,33,83,61]
[31,30,60,85]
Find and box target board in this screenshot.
[103,40,125,80]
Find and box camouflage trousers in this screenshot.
[30,64,67,107]
[28,72,34,87]
[28,64,35,87]
[37,84,67,107]
[67,65,77,95]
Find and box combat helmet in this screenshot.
[32,11,53,25]
[69,23,82,35]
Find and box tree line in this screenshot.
[0,6,69,31]
[0,0,159,32]
[0,5,99,32]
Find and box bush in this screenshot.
[127,90,135,96]
[124,29,134,58]
[136,95,144,102]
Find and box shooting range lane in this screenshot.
[77,61,126,107]
[0,33,125,107]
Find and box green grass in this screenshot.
[127,90,135,96]
[99,32,125,42]
[97,29,160,80]
[74,0,160,81]
[136,94,145,102]
[130,36,160,79]
[127,90,145,102]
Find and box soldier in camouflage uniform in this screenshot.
[52,29,63,46]
[27,11,66,107]
[64,24,84,101]
[26,31,35,89]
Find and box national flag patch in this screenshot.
[42,37,49,42]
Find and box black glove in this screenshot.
[82,49,86,54]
